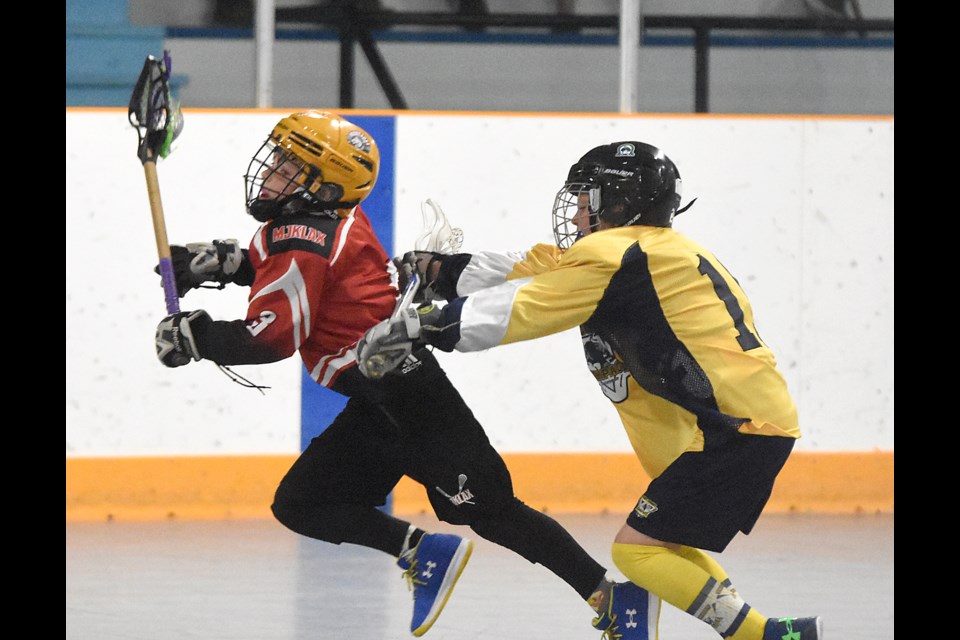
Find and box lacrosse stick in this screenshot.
[128,50,185,314]
[362,200,462,378]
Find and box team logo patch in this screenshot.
[582,331,629,403]
[272,224,327,245]
[633,495,658,518]
[435,473,476,506]
[615,143,636,157]
[346,130,371,153]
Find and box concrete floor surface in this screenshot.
[66,511,893,639]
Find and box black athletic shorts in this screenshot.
[626,429,795,552]
[276,347,516,525]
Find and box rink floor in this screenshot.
[66,511,893,640]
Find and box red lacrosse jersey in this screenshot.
[198,206,397,390]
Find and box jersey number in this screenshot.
[697,255,762,351]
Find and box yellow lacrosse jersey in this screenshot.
[450,227,800,479]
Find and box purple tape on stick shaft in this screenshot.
[157,257,181,314]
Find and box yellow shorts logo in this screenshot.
[633,495,658,518]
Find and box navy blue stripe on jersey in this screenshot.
[427,297,465,352]
[587,242,736,430]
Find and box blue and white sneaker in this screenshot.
[591,581,660,640]
[763,616,823,640]
[397,533,473,637]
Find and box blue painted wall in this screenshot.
[298,115,397,451]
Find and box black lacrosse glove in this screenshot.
[156,239,252,297]
[394,251,443,303]
[155,310,210,367]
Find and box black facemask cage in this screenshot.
[244,140,313,222]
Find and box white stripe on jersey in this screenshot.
[310,343,357,386]
[458,251,528,295]
[252,224,268,260]
[457,277,530,352]
[250,257,310,350]
[329,212,355,266]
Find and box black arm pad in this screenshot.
[232,249,256,287]
[432,253,473,301]
[419,297,465,352]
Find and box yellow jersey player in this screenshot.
[359,141,823,640]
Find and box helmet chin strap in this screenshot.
[280,195,314,214]
[277,192,357,219]
[247,191,314,222]
[619,196,697,227]
[675,197,698,216]
[247,198,283,222]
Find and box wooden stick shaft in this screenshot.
[144,161,171,259]
[143,159,180,314]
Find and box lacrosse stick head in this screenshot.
[416,199,463,254]
[128,50,184,165]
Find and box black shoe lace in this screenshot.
[216,364,270,395]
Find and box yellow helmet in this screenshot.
[244,111,380,221]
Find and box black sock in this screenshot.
[469,498,608,599]
[408,528,425,551]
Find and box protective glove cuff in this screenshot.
[155,309,210,367]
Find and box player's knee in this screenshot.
[270,498,348,544]
[611,542,670,588]
[270,486,315,536]
[431,500,476,526]
[270,495,298,532]
[432,484,517,526]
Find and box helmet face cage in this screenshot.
[552,181,600,250]
[244,140,311,222]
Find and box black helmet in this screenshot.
[552,141,687,249]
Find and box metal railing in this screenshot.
[168,9,894,112]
